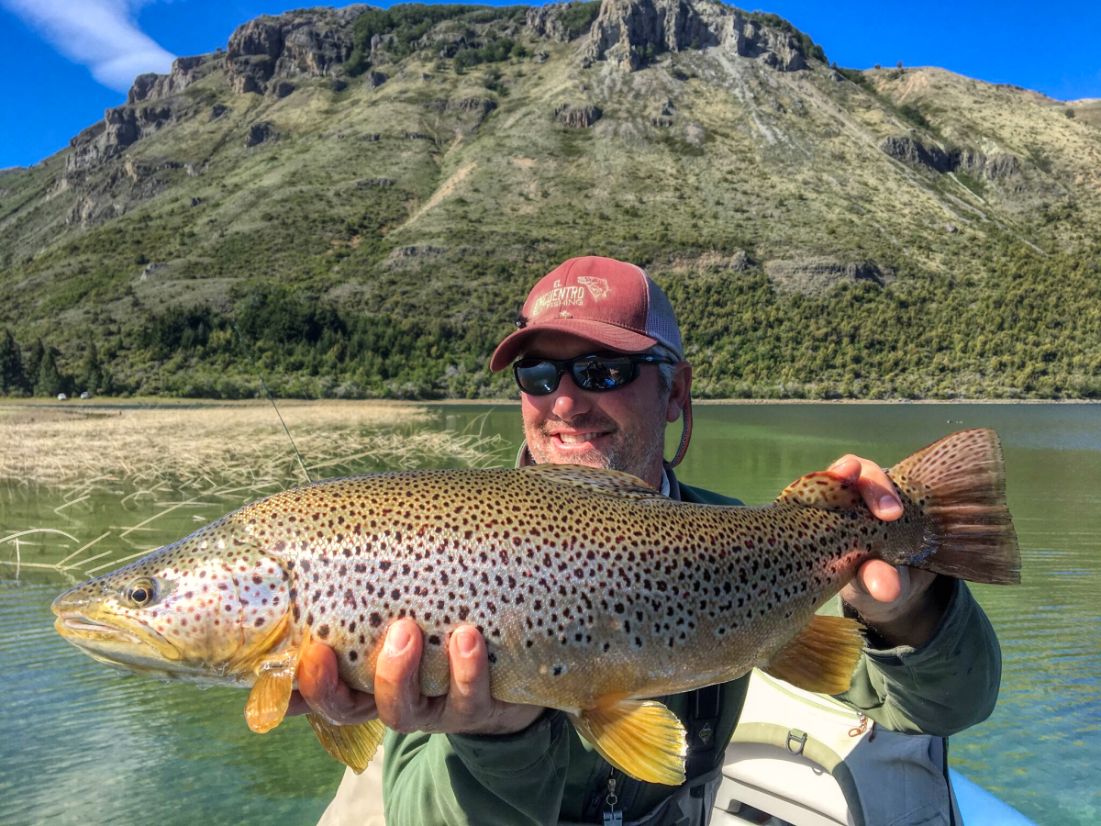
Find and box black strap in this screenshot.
[685,684,723,784]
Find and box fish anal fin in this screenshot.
[307,715,386,774]
[763,614,865,695]
[776,472,864,511]
[569,697,687,786]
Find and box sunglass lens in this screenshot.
[573,357,636,391]
[515,360,560,395]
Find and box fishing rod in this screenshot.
[257,374,312,484]
[233,321,312,484]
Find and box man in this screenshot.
[297,256,1001,824]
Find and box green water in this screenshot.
[2,403,1098,824]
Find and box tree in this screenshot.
[77,341,104,395]
[25,338,45,387]
[0,329,26,394]
[34,345,65,397]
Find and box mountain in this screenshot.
[1,0,1098,400]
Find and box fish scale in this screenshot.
[53,428,1020,785]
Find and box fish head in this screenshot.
[52,517,293,685]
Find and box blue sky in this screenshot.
[2,0,1099,169]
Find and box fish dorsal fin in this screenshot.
[762,614,865,695]
[244,623,308,734]
[776,471,864,511]
[568,696,687,786]
[523,464,661,500]
[306,715,387,774]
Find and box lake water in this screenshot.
[2,402,1098,824]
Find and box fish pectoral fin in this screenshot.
[569,697,687,786]
[776,472,864,510]
[763,613,865,695]
[245,656,297,733]
[306,714,386,774]
[244,625,310,734]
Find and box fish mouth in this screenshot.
[55,614,144,645]
[53,611,182,664]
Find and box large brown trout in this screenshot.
[53,428,1019,784]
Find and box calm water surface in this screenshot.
[2,403,1098,824]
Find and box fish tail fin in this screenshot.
[569,697,687,786]
[888,428,1020,584]
[307,714,387,774]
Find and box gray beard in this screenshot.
[527,414,667,485]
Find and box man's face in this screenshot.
[517,333,690,488]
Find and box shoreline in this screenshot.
[2,396,1098,412]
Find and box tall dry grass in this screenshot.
[0,400,509,487]
[1,400,511,578]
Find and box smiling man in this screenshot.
[301,256,1001,825]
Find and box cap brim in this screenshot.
[489,320,659,371]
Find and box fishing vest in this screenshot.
[713,670,963,826]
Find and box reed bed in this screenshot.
[0,401,509,487]
[1,401,511,579]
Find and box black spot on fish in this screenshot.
[317,624,330,639]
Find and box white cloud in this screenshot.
[2,0,175,92]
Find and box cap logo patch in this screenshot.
[576,276,610,300]
[529,276,612,319]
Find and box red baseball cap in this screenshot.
[489,256,684,371]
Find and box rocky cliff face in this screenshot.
[51,0,828,224]
[583,0,811,70]
[226,7,362,94]
[880,134,1023,186]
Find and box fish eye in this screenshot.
[123,577,157,607]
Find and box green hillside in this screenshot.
[1,0,1098,400]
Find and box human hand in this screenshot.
[826,454,944,646]
[289,620,545,735]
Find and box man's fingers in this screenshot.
[373,619,434,732]
[447,625,493,720]
[827,455,861,481]
[856,559,904,603]
[828,454,902,521]
[297,639,378,724]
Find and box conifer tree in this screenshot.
[0,329,26,394]
[34,346,64,397]
[25,338,45,387]
[78,342,104,395]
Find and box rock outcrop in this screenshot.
[128,55,213,104]
[583,0,814,71]
[880,135,1023,183]
[245,122,276,147]
[225,8,361,95]
[66,101,185,174]
[555,103,604,128]
[526,2,600,42]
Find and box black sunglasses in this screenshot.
[513,353,677,396]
